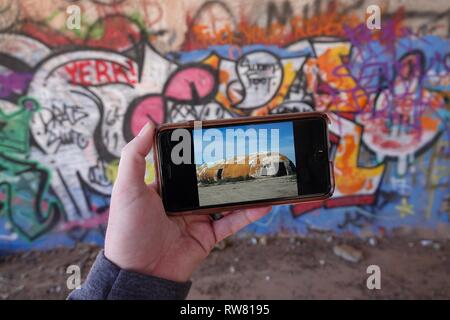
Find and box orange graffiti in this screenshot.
[334,132,385,195]
[183,8,360,50]
[305,45,369,112]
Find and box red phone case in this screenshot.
[153,112,335,215]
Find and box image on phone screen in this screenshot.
[194,121,298,207]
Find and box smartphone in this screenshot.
[154,112,334,215]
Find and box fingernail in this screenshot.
[138,121,153,136]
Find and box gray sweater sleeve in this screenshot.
[67,250,191,300]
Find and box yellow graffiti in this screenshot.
[145,162,156,184]
[105,160,119,183]
[105,160,155,185]
[396,197,415,217]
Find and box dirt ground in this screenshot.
[1,233,449,300]
[199,175,298,206]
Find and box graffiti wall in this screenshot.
[0,0,448,252]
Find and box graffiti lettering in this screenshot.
[64,59,137,86]
[0,0,448,250]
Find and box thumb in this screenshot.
[115,121,155,189]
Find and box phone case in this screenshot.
[153,112,335,215]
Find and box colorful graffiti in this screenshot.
[0,0,449,251]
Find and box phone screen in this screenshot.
[194,121,298,207]
[157,116,331,213]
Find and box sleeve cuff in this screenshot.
[68,250,191,300]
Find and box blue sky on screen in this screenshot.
[194,121,296,165]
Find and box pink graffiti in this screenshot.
[164,67,215,102]
[130,95,165,137]
[59,208,109,231]
[292,195,377,216]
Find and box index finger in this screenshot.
[212,206,272,242]
[115,121,155,189]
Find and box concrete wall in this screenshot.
[0,0,448,251]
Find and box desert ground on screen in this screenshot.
[198,175,298,206]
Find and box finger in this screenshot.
[115,121,155,188]
[213,206,272,242]
[147,181,158,191]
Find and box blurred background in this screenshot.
[0,0,448,299]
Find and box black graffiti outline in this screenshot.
[0,153,61,240]
[232,49,285,110]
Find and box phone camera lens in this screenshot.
[314,149,325,162]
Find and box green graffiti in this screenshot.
[0,96,39,155]
[0,96,60,240]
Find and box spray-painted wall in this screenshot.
[0,0,448,251]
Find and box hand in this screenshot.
[104,122,272,283]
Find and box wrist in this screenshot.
[103,249,192,283]
[148,263,193,283]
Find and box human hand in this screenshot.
[104,122,272,283]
